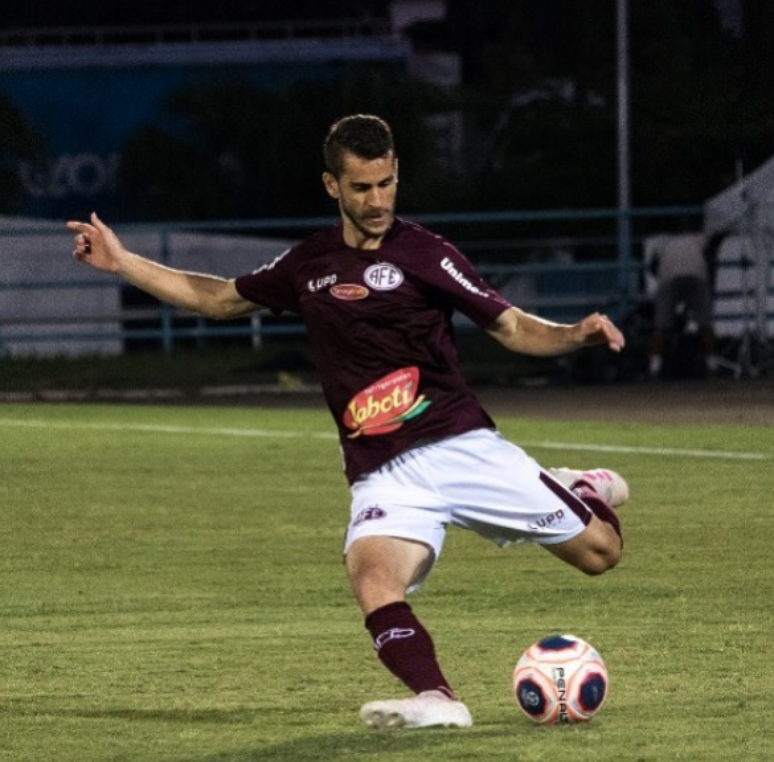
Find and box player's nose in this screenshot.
[366,187,385,206]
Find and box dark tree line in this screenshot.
[0,93,44,213]
[2,1,773,219]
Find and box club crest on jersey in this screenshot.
[364,263,404,291]
[343,366,431,438]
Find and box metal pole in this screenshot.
[753,208,771,344]
[159,228,174,353]
[616,0,633,311]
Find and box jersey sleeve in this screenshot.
[420,239,512,327]
[234,247,300,313]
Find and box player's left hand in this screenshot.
[578,313,625,353]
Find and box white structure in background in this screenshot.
[0,216,294,357]
[703,157,774,342]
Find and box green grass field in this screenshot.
[0,401,771,761]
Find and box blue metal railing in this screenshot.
[0,205,703,357]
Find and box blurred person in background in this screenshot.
[648,218,717,378]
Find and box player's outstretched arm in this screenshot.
[66,213,259,320]
[487,306,625,357]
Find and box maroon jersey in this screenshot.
[235,218,512,483]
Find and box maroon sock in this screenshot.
[573,481,623,544]
[364,601,455,698]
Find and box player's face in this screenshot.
[323,151,398,249]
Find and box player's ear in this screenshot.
[322,172,339,200]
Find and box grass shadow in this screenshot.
[177,725,522,761]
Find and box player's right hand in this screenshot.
[66,212,124,274]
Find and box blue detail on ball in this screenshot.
[537,635,576,651]
[579,673,607,711]
[517,679,547,717]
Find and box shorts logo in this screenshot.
[353,505,387,527]
[364,263,404,291]
[331,284,370,300]
[529,509,566,531]
[343,366,431,438]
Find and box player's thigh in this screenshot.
[345,462,449,598]
[345,535,434,614]
[542,514,622,576]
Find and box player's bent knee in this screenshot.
[577,545,621,576]
[546,526,622,575]
[575,514,623,575]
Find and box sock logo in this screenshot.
[374,627,416,651]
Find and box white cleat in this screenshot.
[360,690,473,729]
[549,467,629,507]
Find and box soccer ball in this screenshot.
[512,633,608,724]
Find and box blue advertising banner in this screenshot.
[0,37,408,218]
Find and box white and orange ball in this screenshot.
[513,634,608,724]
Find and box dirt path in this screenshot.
[19,375,769,429]
[476,377,774,427]
[194,376,773,428]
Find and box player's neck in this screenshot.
[341,225,386,250]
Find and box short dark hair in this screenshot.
[323,114,395,177]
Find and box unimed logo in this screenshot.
[440,256,489,297]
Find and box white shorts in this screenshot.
[344,428,591,588]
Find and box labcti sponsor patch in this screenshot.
[343,366,431,438]
[331,284,370,300]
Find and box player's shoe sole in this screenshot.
[360,690,473,729]
[549,467,629,507]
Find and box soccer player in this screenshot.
[67,114,628,730]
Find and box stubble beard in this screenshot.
[341,203,394,247]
